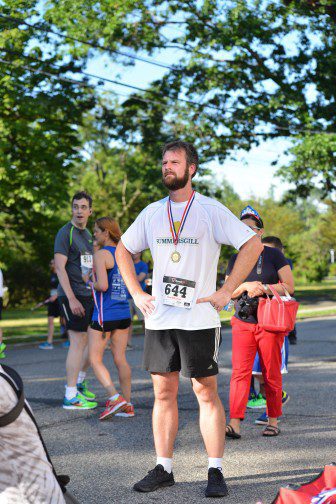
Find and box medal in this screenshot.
[167,190,196,263]
[171,251,181,263]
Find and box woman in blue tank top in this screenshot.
[87,217,133,420]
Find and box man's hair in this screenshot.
[262,236,283,250]
[162,140,199,178]
[72,191,92,208]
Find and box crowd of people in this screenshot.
[0,140,299,501]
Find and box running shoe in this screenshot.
[255,412,269,425]
[247,393,266,409]
[0,342,6,359]
[248,386,257,402]
[115,403,135,418]
[62,340,70,348]
[255,412,281,425]
[133,464,175,492]
[282,390,290,406]
[63,393,98,410]
[77,380,96,400]
[205,468,229,498]
[39,342,54,350]
[99,395,127,421]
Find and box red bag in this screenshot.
[271,464,336,503]
[257,284,299,333]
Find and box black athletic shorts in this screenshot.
[90,318,131,332]
[47,299,60,318]
[58,296,93,333]
[143,327,222,378]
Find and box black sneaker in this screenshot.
[133,464,175,492]
[205,468,229,498]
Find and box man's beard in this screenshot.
[162,167,189,191]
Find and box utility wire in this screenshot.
[0,13,175,70]
[1,49,334,136]
[0,47,235,114]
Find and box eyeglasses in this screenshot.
[249,225,261,231]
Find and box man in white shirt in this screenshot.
[116,140,263,498]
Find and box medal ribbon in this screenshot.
[167,190,196,246]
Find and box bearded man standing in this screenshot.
[116,141,263,498]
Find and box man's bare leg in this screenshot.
[66,330,87,387]
[152,372,179,458]
[192,375,225,457]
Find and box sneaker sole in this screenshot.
[99,401,127,421]
[79,395,97,402]
[63,404,97,410]
[115,412,135,417]
[133,480,175,492]
[247,405,267,409]
[255,418,281,425]
[282,395,290,407]
[205,489,229,498]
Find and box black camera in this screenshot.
[237,295,259,320]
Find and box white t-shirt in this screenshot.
[121,192,255,330]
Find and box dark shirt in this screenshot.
[50,273,59,291]
[54,222,93,298]
[226,246,289,324]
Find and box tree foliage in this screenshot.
[0,0,95,302]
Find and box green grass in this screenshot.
[1,280,335,344]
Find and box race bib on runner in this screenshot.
[162,276,196,309]
[80,253,93,269]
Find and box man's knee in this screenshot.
[152,373,179,402]
[192,377,218,403]
[69,331,87,347]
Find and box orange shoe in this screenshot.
[99,395,127,421]
[115,403,135,418]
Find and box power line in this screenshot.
[0,46,233,114]
[1,49,334,137]
[0,13,175,71]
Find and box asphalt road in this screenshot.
[4,317,336,504]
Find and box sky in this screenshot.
[32,2,299,201]
[85,52,294,201]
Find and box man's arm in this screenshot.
[116,241,155,317]
[197,235,263,311]
[54,253,85,316]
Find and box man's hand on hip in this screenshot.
[197,288,231,312]
[133,291,156,318]
[69,297,85,317]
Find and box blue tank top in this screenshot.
[92,246,131,323]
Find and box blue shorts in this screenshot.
[252,336,289,375]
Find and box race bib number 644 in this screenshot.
[162,276,196,309]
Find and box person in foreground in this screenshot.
[87,217,134,420]
[225,207,294,439]
[116,140,263,498]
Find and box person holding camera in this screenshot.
[225,206,294,438]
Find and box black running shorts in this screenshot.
[58,296,93,333]
[47,299,60,318]
[90,318,131,332]
[143,327,222,378]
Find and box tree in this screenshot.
[43,0,336,186]
[277,134,336,200]
[0,1,95,302]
